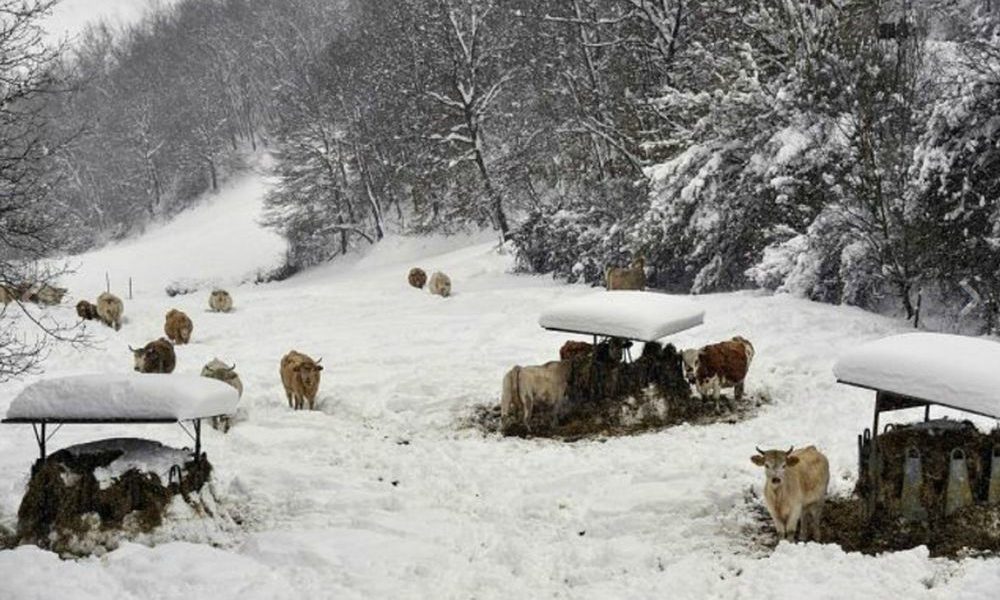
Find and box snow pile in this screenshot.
[833,332,1000,418]
[539,291,705,341]
[6,374,240,421]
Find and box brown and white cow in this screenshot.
[605,257,646,291]
[130,338,177,374]
[682,336,754,404]
[500,360,572,432]
[164,309,193,344]
[280,350,323,410]
[751,446,830,542]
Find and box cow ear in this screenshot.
[750,455,765,466]
[785,456,800,467]
[315,365,323,371]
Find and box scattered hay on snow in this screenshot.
[15,438,243,556]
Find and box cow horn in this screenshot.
[315,357,322,365]
[755,446,765,455]
[227,362,236,371]
[128,345,137,352]
[786,446,794,455]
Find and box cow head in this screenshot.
[295,358,323,387]
[202,358,236,377]
[751,446,799,486]
[130,344,152,372]
[681,349,701,384]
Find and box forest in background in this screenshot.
[25,0,1000,332]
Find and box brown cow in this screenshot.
[130,338,176,374]
[280,350,323,410]
[76,300,99,321]
[96,292,124,330]
[605,257,646,291]
[751,446,830,542]
[559,340,594,361]
[558,339,632,362]
[500,360,573,432]
[164,309,193,344]
[682,336,754,405]
[408,267,427,289]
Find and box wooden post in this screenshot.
[105,272,110,294]
[129,277,133,300]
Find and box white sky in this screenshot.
[42,0,173,43]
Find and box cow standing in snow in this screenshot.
[209,289,234,312]
[408,267,427,289]
[96,292,124,330]
[130,338,177,374]
[280,350,323,410]
[428,271,452,297]
[682,336,754,406]
[751,446,830,542]
[164,309,193,344]
[605,257,646,291]
[501,360,572,432]
[76,300,100,321]
[201,358,243,432]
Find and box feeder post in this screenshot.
[193,418,201,459]
[129,277,133,300]
[105,271,110,293]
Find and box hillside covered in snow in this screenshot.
[1,174,999,599]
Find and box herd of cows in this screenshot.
[2,259,830,543]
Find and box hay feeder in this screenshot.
[834,333,1000,525]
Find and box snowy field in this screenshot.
[1,175,999,599]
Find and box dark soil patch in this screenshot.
[16,438,212,556]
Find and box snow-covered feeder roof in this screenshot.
[833,332,1000,419]
[4,373,240,423]
[538,291,704,342]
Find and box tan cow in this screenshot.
[605,257,646,291]
[280,350,323,410]
[428,271,451,297]
[76,300,99,321]
[209,289,234,313]
[751,446,830,542]
[201,358,243,432]
[96,292,124,331]
[500,360,573,432]
[408,267,427,289]
[164,309,193,344]
[682,336,754,404]
[130,338,177,374]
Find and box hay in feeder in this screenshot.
[15,438,212,556]
[858,420,1000,518]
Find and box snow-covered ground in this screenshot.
[1,173,999,599]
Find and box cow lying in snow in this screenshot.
[131,338,176,374]
[280,350,323,410]
[164,309,193,344]
[96,292,124,330]
[682,336,754,405]
[501,360,572,432]
[751,446,829,542]
[605,257,646,291]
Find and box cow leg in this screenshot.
[808,501,824,542]
[285,389,293,409]
[735,381,744,402]
[785,504,803,542]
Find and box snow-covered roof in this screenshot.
[833,332,1000,419]
[4,373,240,422]
[538,291,704,342]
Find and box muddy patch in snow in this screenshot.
[740,491,1000,558]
